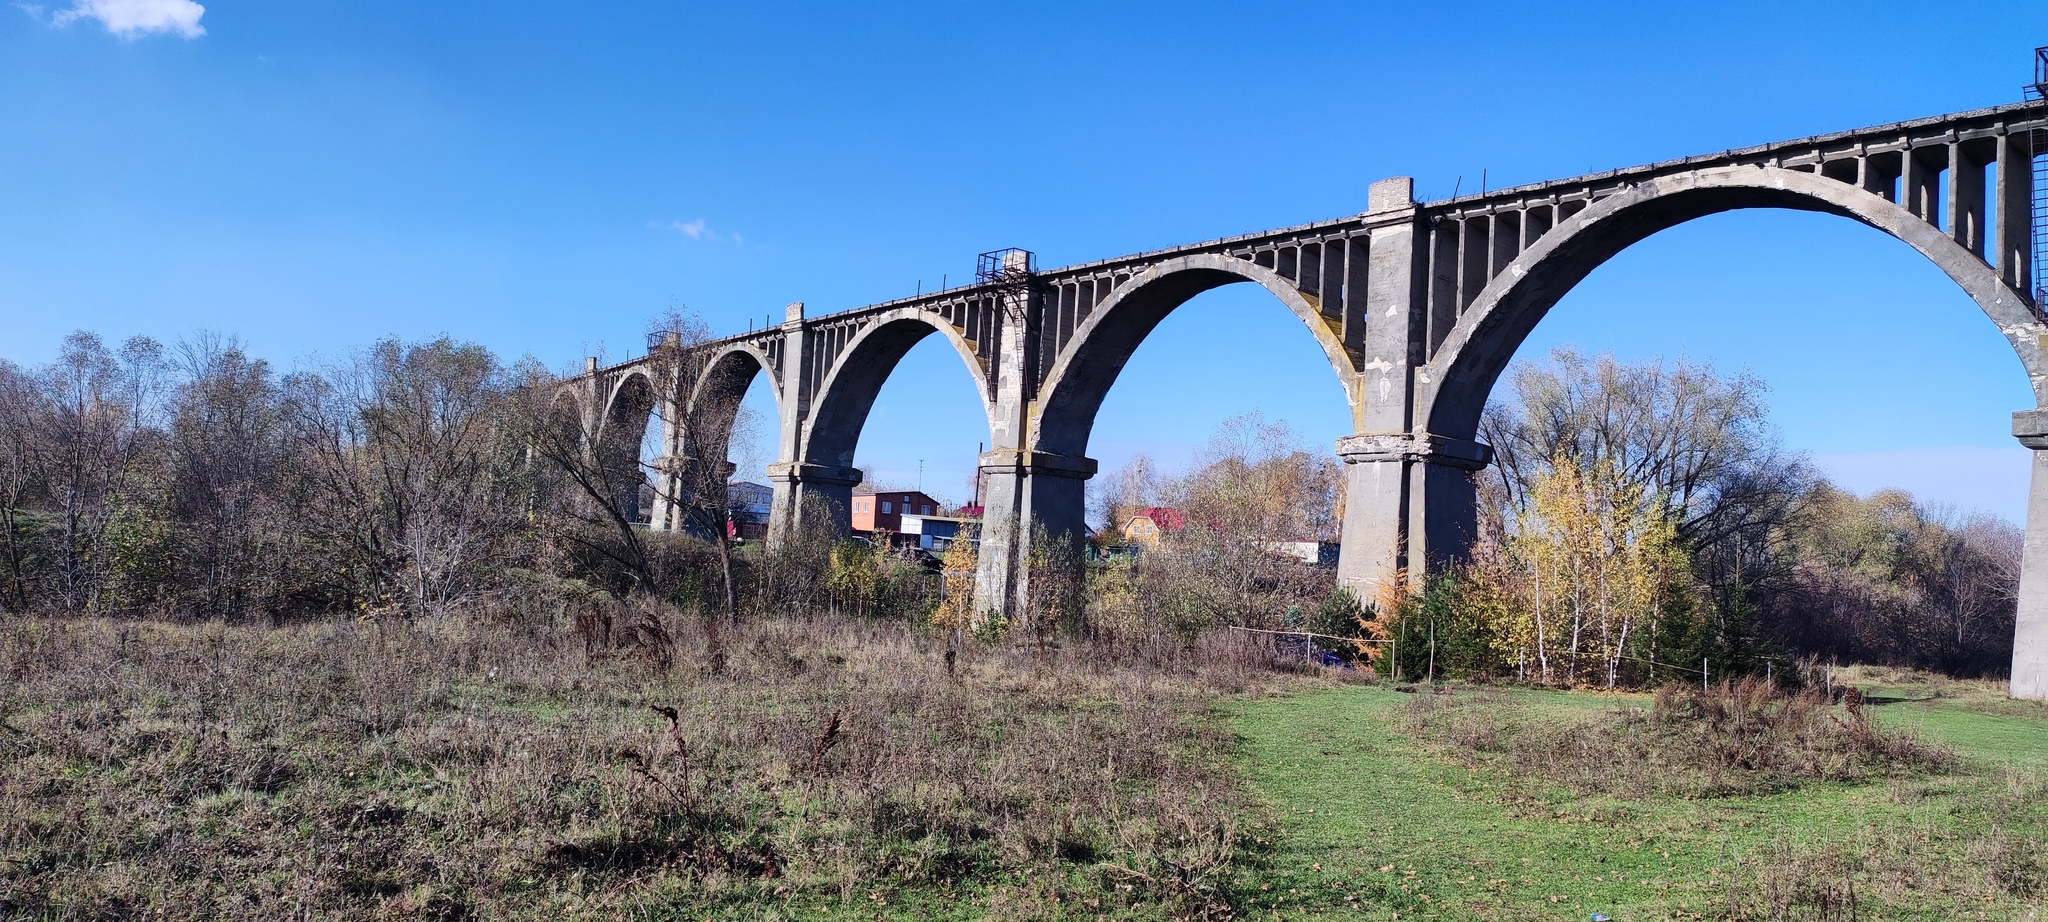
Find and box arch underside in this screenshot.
[804,314,995,468]
[599,373,656,460]
[1423,169,2044,442]
[1032,256,1360,458]
[689,346,778,466]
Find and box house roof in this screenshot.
[1129,507,1184,530]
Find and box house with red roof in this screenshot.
[1120,507,1184,546]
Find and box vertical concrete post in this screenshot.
[1335,177,1495,604]
[1947,141,1986,257]
[970,251,1095,625]
[973,253,1039,622]
[649,332,686,532]
[765,302,865,547]
[2011,409,2048,701]
[580,356,601,443]
[1996,131,2035,295]
[1336,177,1424,602]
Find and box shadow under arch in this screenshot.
[1032,253,1362,458]
[803,308,996,467]
[545,386,587,441]
[1420,165,2047,442]
[597,369,658,519]
[688,341,784,466]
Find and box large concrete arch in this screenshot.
[688,341,784,465]
[804,308,995,467]
[598,369,659,521]
[599,368,661,446]
[546,387,587,439]
[1412,163,2048,701]
[1420,165,2044,441]
[1033,253,1363,457]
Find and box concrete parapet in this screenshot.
[1367,177,1415,214]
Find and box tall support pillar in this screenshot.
[2011,409,2048,700]
[974,450,1095,620]
[1996,131,2036,296]
[1336,178,1417,601]
[1335,177,1495,600]
[970,250,1083,623]
[765,461,862,543]
[762,302,868,547]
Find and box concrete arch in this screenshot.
[597,368,660,450]
[802,308,996,466]
[1032,253,1362,457]
[582,369,661,522]
[687,342,783,463]
[1420,165,2047,441]
[546,386,587,435]
[689,342,782,420]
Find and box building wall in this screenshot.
[852,490,941,537]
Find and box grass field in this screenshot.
[1225,675,2048,921]
[0,614,1279,921]
[7,611,2046,921]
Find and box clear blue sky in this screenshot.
[5,1,2046,518]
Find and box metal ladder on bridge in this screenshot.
[2029,47,2048,318]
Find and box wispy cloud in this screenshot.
[654,218,743,246]
[50,0,205,39]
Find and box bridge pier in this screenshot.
[973,450,1095,623]
[2012,410,2048,699]
[1328,177,1497,601]
[650,454,736,534]
[1334,434,1492,601]
[764,461,862,546]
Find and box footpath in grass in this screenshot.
[1224,681,2048,921]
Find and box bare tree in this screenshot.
[40,332,166,612]
[1088,453,1158,538]
[286,337,532,617]
[520,307,755,622]
[0,360,44,612]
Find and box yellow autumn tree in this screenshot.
[1490,452,1692,688]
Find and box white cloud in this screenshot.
[52,0,205,39]
[654,218,745,246]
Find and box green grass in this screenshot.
[1224,682,2048,921]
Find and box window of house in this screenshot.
[921,505,931,515]
[882,502,892,514]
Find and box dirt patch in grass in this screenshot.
[0,612,1293,920]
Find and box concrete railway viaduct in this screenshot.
[564,100,2048,699]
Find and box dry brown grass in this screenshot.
[1403,678,1957,799]
[0,609,1295,920]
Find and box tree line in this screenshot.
[0,323,2021,683]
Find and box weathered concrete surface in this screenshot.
[2013,409,2048,700]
